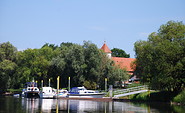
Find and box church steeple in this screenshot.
[100,42,112,58]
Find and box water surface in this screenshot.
[0,97,184,113]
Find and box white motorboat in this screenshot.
[68,86,105,98]
[22,82,40,98]
[39,87,56,98]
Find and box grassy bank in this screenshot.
[173,90,185,105]
[0,89,22,96]
[120,90,185,105]
[5,89,22,94]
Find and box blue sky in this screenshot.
[1,0,185,58]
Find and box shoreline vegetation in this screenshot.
[118,90,185,106]
[1,88,185,106]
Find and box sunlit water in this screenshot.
[0,97,184,113]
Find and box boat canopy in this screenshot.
[70,86,87,92]
[24,82,37,88]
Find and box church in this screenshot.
[100,43,136,76]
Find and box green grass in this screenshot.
[128,91,153,101]
[173,90,185,105]
[7,89,22,93]
[116,87,185,105]
[120,90,178,102]
[125,83,144,88]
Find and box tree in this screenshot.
[111,48,130,58]
[0,42,17,90]
[0,60,17,90]
[134,21,185,92]
[50,41,129,89]
[0,42,17,61]
[0,41,130,90]
[42,43,58,50]
[15,46,57,87]
[50,43,85,88]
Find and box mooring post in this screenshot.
[105,78,107,92]
[57,76,60,98]
[109,85,113,97]
[41,80,43,88]
[68,77,70,91]
[49,79,51,87]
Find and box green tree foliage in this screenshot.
[0,41,129,90]
[111,48,130,58]
[0,42,17,91]
[42,43,58,50]
[134,21,185,92]
[0,42,17,61]
[15,46,59,87]
[51,41,129,89]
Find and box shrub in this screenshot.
[173,90,185,105]
[83,81,97,89]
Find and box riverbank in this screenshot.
[0,89,22,96]
[1,88,185,106]
[117,90,185,106]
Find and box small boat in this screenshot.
[39,87,56,98]
[13,94,20,97]
[58,89,68,97]
[68,86,105,98]
[53,89,68,98]
[22,82,40,98]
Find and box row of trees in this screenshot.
[134,21,185,92]
[0,41,129,91]
[2,20,183,93]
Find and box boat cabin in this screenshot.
[70,86,96,94]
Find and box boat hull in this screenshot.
[39,93,55,99]
[24,91,40,98]
[68,93,105,98]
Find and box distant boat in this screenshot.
[53,89,68,98]
[68,86,105,98]
[39,87,56,99]
[22,82,40,98]
[58,89,68,97]
[13,94,20,97]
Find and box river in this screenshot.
[0,97,184,113]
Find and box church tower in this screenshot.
[100,42,112,59]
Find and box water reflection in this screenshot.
[21,98,39,113]
[21,98,155,113]
[1,97,185,113]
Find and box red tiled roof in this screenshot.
[112,57,135,72]
[100,43,112,53]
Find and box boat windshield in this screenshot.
[70,87,87,92]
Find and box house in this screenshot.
[100,43,136,75]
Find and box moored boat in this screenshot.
[39,87,56,98]
[22,82,40,98]
[58,89,68,97]
[53,89,68,98]
[68,86,105,98]
[13,94,20,97]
